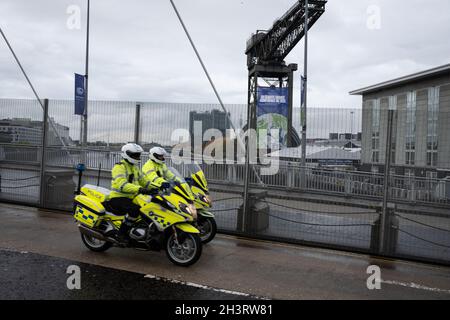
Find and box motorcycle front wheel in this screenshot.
[197,217,217,244]
[165,232,202,267]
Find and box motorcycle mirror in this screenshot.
[185,177,194,186]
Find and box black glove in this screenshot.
[139,188,155,195]
[161,182,171,190]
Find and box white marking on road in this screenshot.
[144,274,268,299]
[381,279,450,294]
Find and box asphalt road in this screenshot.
[1,202,450,300]
[0,249,256,300]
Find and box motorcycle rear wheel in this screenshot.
[80,233,112,252]
[165,232,202,267]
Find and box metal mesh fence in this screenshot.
[0,99,43,204]
[1,98,449,265]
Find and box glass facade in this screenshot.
[371,99,380,163]
[405,91,416,165]
[427,87,439,167]
[389,96,397,164]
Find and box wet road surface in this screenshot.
[0,249,257,300]
[1,203,450,299]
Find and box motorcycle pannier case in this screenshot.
[81,184,111,202]
[73,195,105,228]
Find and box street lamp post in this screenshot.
[83,0,90,148]
[350,111,354,145]
[300,0,309,188]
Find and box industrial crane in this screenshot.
[245,0,327,147]
[246,0,326,68]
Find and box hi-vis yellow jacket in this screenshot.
[109,160,150,199]
[142,160,175,188]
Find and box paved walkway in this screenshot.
[0,202,449,299]
[0,249,256,300]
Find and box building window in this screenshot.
[427,87,439,167]
[405,168,415,177]
[405,91,416,165]
[371,99,380,163]
[389,96,397,164]
[426,171,437,179]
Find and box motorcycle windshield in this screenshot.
[167,166,195,201]
[186,162,202,176]
[186,162,208,192]
[167,166,185,183]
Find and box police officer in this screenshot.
[142,147,174,190]
[108,143,152,242]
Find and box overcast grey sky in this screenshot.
[1,0,449,108]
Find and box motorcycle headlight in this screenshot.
[199,194,212,206]
[188,203,197,220]
[179,203,197,220]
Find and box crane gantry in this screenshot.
[246,0,327,69]
[245,0,327,148]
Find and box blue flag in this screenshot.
[74,73,85,115]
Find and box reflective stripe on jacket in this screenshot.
[109,160,147,199]
[142,160,175,188]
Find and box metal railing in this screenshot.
[1,143,449,207]
[1,98,450,266]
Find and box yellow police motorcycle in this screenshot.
[169,164,217,244]
[73,179,202,267]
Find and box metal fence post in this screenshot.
[287,165,294,188]
[410,178,416,202]
[380,108,394,253]
[345,172,351,196]
[135,102,141,145]
[39,98,49,208]
[242,73,256,232]
[385,203,399,254]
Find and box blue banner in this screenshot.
[74,73,85,115]
[256,86,289,148]
[257,87,289,117]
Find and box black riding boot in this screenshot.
[117,216,136,244]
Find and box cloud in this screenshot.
[1,0,449,141]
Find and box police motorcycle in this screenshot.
[168,164,217,244]
[72,166,202,267]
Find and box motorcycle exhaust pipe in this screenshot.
[78,224,119,244]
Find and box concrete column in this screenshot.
[361,99,373,164]
[379,98,389,165]
[395,94,407,165]
[415,89,428,167]
[438,84,450,170]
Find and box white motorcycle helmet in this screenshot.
[121,143,144,164]
[149,146,167,165]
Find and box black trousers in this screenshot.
[107,197,141,219]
